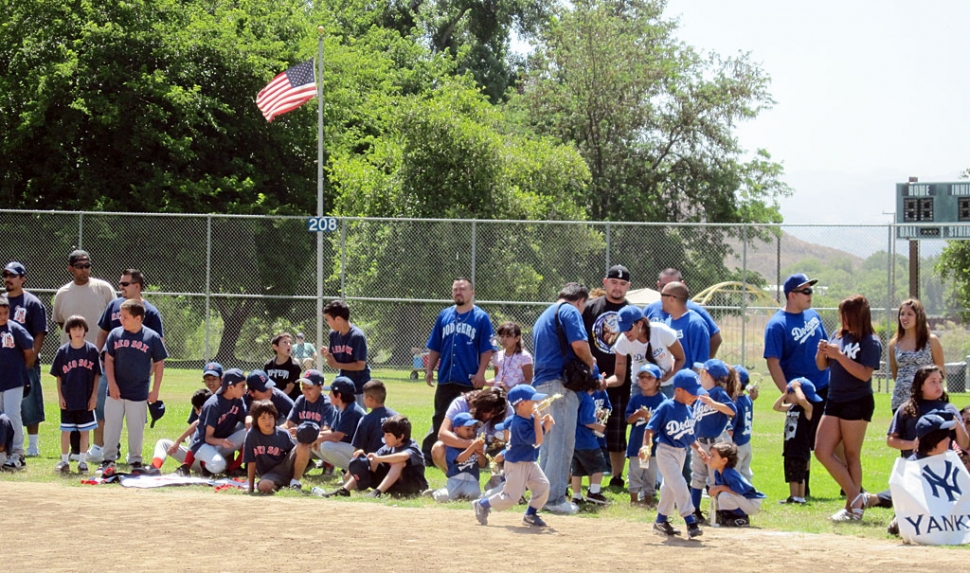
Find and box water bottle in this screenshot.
[311,486,326,497]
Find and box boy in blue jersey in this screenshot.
[322,299,372,400]
[731,365,757,481]
[51,316,100,473]
[644,370,707,539]
[626,364,666,506]
[707,442,766,527]
[0,294,35,469]
[245,400,298,493]
[432,412,487,502]
[570,387,610,505]
[179,368,248,477]
[472,384,553,527]
[351,380,398,456]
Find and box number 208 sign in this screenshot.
[307,217,338,232]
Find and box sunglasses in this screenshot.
[73,263,91,269]
[660,293,678,298]
[2,273,19,279]
[793,288,813,295]
[118,281,131,287]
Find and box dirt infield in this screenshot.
[5,482,966,571]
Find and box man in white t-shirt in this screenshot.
[608,305,686,398]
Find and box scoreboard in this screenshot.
[896,181,970,240]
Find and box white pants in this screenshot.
[656,443,694,518]
[0,387,25,456]
[152,439,201,471]
[318,440,356,471]
[102,397,148,463]
[735,442,753,481]
[627,454,658,497]
[433,474,481,502]
[193,427,247,474]
[716,491,762,515]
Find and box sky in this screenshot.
[666,0,970,229]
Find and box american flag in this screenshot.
[256,59,316,122]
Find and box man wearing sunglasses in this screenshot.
[52,250,117,459]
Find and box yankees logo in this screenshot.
[842,341,861,360]
[923,460,963,502]
[791,316,821,344]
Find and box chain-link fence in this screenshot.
[2,210,967,392]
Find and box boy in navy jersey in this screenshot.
[0,294,35,469]
[51,316,100,473]
[178,368,248,477]
[351,380,398,455]
[287,370,335,485]
[245,400,298,493]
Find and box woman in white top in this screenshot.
[607,305,686,398]
[889,298,944,413]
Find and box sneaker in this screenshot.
[289,481,303,491]
[830,508,853,522]
[26,446,40,458]
[608,476,625,488]
[731,515,750,527]
[366,489,382,498]
[687,523,704,539]
[86,446,104,464]
[130,461,144,471]
[77,461,89,474]
[473,500,490,525]
[55,460,70,473]
[175,463,192,477]
[543,500,579,515]
[321,462,336,477]
[653,521,680,536]
[572,496,586,505]
[522,513,547,527]
[142,466,161,477]
[887,516,900,536]
[585,492,610,505]
[778,496,807,505]
[692,509,708,525]
[322,487,350,498]
[97,460,116,476]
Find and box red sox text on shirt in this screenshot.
[217,405,241,426]
[251,445,284,456]
[60,358,97,375]
[113,339,152,353]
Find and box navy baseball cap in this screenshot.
[68,250,91,265]
[616,305,644,333]
[246,369,275,393]
[220,368,246,391]
[148,400,166,428]
[606,264,631,282]
[783,273,818,296]
[734,365,750,388]
[787,377,822,403]
[694,358,729,380]
[673,370,706,396]
[296,421,321,444]
[916,410,957,439]
[203,362,224,378]
[326,376,355,395]
[508,384,547,407]
[637,363,663,380]
[452,412,478,428]
[4,261,25,276]
[301,370,326,387]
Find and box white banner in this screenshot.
[889,450,970,545]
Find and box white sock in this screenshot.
[290,478,301,486]
[572,491,583,500]
[589,484,601,494]
[78,453,87,463]
[28,435,39,450]
[61,454,70,463]
[793,496,806,502]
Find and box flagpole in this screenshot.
[315,26,325,369]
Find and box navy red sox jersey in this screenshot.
[191,393,247,453]
[104,326,168,401]
[263,357,303,401]
[351,406,398,454]
[646,399,696,449]
[243,389,294,425]
[0,320,33,391]
[287,394,334,428]
[243,426,295,476]
[50,341,101,411]
[331,402,366,444]
[693,385,736,439]
[98,298,164,338]
[7,291,48,342]
[328,324,371,393]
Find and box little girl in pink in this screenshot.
[490,322,533,391]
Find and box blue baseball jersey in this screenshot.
[243,389,294,425]
[693,385,736,439]
[763,308,829,391]
[533,302,587,386]
[191,393,247,453]
[665,310,710,366]
[714,467,765,499]
[351,406,398,454]
[328,324,371,393]
[426,305,494,387]
[644,300,720,335]
[50,341,101,411]
[287,394,334,428]
[646,399,696,449]
[0,320,33,391]
[732,393,754,447]
[625,392,667,458]
[505,413,542,463]
[98,298,164,338]
[575,391,601,451]
[331,402,366,444]
[104,326,167,400]
[591,389,612,449]
[243,426,295,476]
[826,332,882,402]
[445,444,482,479]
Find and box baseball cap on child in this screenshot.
[494,415,515,431]
[203,362,224,378]
[915,409,958,439]
[148,400,166,428]
[246,369,275,393]
[296,421,321,444]
[637,363,663,380]
[783,273,818,296]
[673,370,706,396]
[616,305,644,333]
[220,368,246,391]
[787,378,822,403]
[301,370,326,386]
[734,365,750,388]
[508,384,548,407]
[452,412,478,428]
[694,358,729,379]
[326,376,355,395]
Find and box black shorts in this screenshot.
[59,409,97,432]
[784,456,809,483]
[823,394,875,422]
[605,385,630,451]
[571,447,610,477]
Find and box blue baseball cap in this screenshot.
[694,358,730,380]
[220,368,246,392]
[301,370,326,387]
[3,261,25,276]
[325,376,355,396]
[616,305,644,333]
[673,370,706,396]
[246,369,275,393]
[494,415,515,431]
[637,363,663,380]
[203,362,224,378]
[508,384,547,407]
[734,365,750,388]
[787,377,822,403]
[915,410,957,439]
[296,421,321,444]
[452,412,478,428]
[783,273,818,296]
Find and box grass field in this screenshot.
[5,366,970,540]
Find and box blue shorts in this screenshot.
[20,366,45,426]
[60,409,98,432]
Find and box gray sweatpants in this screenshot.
[627,454,658,497]
[486,460,549,512]
[735,442,753,481]
[716,491,762,515]
[656,443,694,518]
[194,426,247,474]
[103,397,148,463]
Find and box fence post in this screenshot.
[605,222,611,275]
[78,212,84,248]
[204,214,212,360]
[340,219,347,297]
[471,220,477,286]
[741,225,748,366]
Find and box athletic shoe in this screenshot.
[289,481,303,491]
[86,446,104,464]
[522,513,547,527]
[778,496,807,505]
[608,476,625,488]
[572,496,586,505]
[585,492,610,505]
[175,463,192,477]
[830,508,853,522]
[55,460,70,473]
[687,523,704,539]
[77,462,89,474]
[653,521,680,536]
[130,461,144,471]
[366,489,382,498]
[26,446,40,458]
[692,509,708,525]
[97,460,116,476]
[543,500,579,515]
[322,487,350,498]
[142,466,161,477]
[887,517,900,536]
[473,500,490,525]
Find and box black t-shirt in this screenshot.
[581,296,630,381]
[264,358,304,401]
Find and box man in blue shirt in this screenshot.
[644,268,721,357]
[661,282,710,368]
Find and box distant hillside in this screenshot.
[725,231,864,283]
